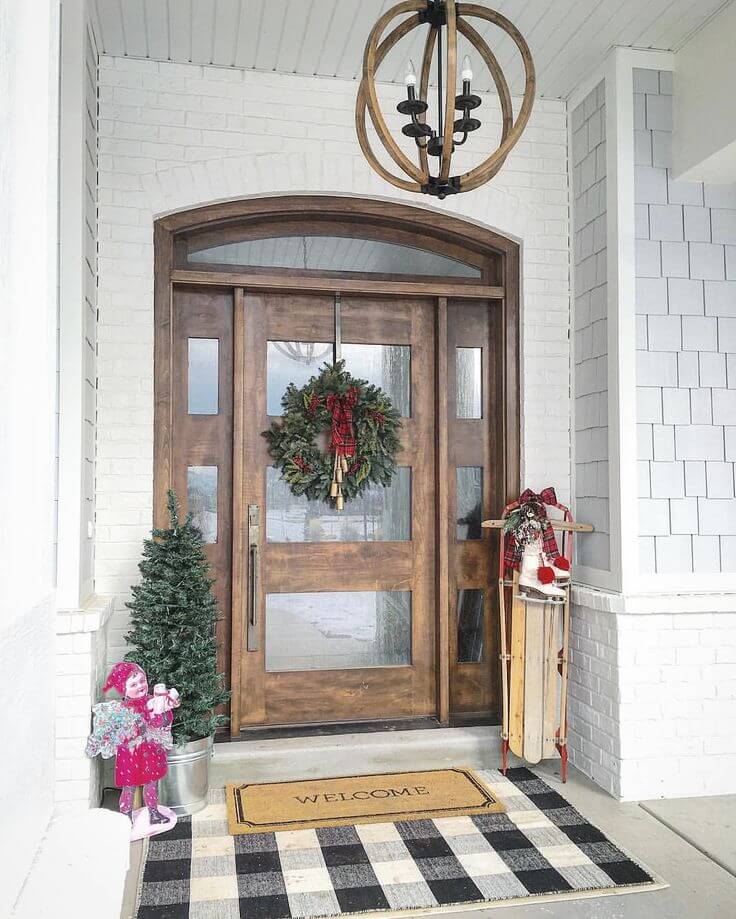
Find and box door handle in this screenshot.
[246,504,260,652]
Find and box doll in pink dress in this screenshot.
[101,662,179,824]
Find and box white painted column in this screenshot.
[58,0,96,609]
[0,1,61,911]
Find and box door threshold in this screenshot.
[218,717,442,743]
[217,714,498,743]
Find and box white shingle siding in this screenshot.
[634,70,736,574]
[573,81,610,572]
[95,56,572,665]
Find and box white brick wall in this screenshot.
[572,82,610,572]
[634,69,736,574]
[571,587,736,799]
[54,598,113,815]
[95,56,572,663]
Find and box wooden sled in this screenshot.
[483,505,592,782]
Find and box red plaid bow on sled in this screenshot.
[502,487,569,574]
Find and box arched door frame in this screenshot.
[154,194,520,727]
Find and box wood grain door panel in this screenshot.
[171,286,234,689]
[447,299,503,719]
[236,291,436,727]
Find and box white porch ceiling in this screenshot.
[90,0,727,99]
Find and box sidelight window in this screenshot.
[457,589,484,663]
[188,338,219,414]
[456,467,483,540]
[187,465,218,543]
[456,347,482,418]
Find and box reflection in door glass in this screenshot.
[456,347,482,418]
[457,589,484,662]
[457,467,483,540]
[342,343,411,417]
[265,591,411,671]
[267,466,410,542]
[267,341,332,416]
[188,338,219,414]
[187,466,218,543]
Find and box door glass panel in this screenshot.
[457,589,484,662]
[265,591,412,672]
[188,338,218,414]
[267,466,410,542]
[456,347,482,418]
[267,341,332,415]
[457,467,483,540]
[188,235,481,278]
[187,465,217,543]
[342,343,411,417]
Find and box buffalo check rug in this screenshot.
[134,767,665,918]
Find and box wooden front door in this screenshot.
[233,291,436,726]
[158,196,520,736]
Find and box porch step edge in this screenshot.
[211,727,503,785]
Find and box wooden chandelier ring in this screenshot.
[439,0,457,183]
[456,18,512,145]
[362,1,428,185]
[356,14,425,192]
[417,24,438,177]
[455,3,536,191]
[361,11,512,188]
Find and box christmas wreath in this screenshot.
[263,361,402,509]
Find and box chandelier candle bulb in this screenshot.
[461,54,473,83]
[404,58,418,86]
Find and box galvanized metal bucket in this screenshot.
[160,735,213,815]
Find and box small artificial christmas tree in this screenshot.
[125,490,230,744]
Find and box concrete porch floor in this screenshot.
[119,727,736,918]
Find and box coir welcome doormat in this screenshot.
[226,768,503,835]
[136,768,665,918]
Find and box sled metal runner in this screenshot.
[482,510,593,781]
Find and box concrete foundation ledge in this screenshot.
[13,808,130,919]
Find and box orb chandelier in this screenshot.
[356,0,535,199]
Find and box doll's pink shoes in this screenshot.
[130,805,178,841]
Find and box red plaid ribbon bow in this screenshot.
[326,387,358,458]
[503,487,562,571]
